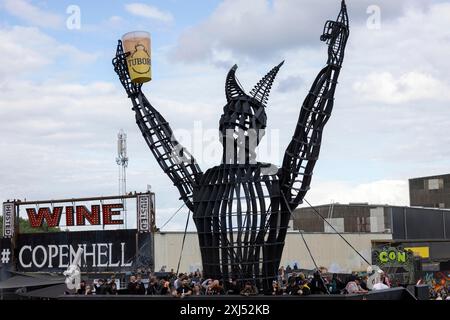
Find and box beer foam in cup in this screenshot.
[122,31,151,84]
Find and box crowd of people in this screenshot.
[429,286,450,300]
[74,265,394,296]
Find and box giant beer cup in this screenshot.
[122,31,151,83]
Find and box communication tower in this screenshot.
[116,129,129,228]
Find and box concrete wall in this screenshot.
[154,232,392,274]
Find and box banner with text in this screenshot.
[15,229,146,272]
[137,194,154,233]
[2,202,15,238]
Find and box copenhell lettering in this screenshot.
[26,203,124,228]
[18,242,132,269]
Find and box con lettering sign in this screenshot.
[2,202,15,238]
[372,246,414,269]
[16,230,140,272]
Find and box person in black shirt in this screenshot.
[127,275,137,294]
[105,279,118,295]
[176,279,193,297]
[329,273,344,294]
[309,271,328,294]
[206,280,225,295]
[226,279,240,295]
[77,280,86,295]
[146,276,161,295]
[135,274,146,295]
[94,279,108,295]
[359,275,369,291]
[240,281,258,296]
[286,278,300,295]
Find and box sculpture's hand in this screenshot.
[320,0,349,67]
[112,40,141,97]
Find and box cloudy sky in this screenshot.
[0,0,449,230]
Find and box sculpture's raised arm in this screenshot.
[112,40,203,211]
[280,0,349,209]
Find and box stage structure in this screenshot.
[113,1,349,291]
[1,193,156,275]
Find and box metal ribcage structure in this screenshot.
[193,163,286,290]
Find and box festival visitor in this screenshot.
[226,278,240,295]
[192,283,203,295]
[176,278,193,297]
[309,271,328,294]
[359,275,369,291]
[174,273,185,290]
[329,273,344,294]
[146,276,161,295]
[159,279,171,295]
[285,278,300,295]
[271,280,284,296]
[278,266,285,282]
[94,279,108,295]
[127,275,137,294]
[77,280,86,295]
[344,275,368,294]
[240,281,258,296]
[206,280,225,295]
[372,270,389,291]
[297,273,311,295]
[85,285,93,295]
[107,281,118,295]
[135,274,146,295]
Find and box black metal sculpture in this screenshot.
[113,1,349,291]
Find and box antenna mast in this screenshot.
[116,129,129,228]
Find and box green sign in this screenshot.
[372,246,413,268]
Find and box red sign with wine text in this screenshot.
[26,203,124,228]
[8,193,155,230]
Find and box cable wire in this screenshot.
[303,197,371,266]
[281,192,330,294]
[176,209,191,275]
[159,203,186,230]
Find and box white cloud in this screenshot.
[108,15,124,26]
[0,26,98,80]
[170,0,423,64]
[1,0,63,29]
[125,3,173,23]
[353,71,450,104]
[303,179,409,207]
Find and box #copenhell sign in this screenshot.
[1,193,155,272]
[16,229,140,272]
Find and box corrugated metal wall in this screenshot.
[153,232,392,274]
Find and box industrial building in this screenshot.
[291,203,450,272]
[140,200,450,276]
[409,173,450,209]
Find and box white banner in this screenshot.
[137,194,152,233]
[3,202,15,238]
